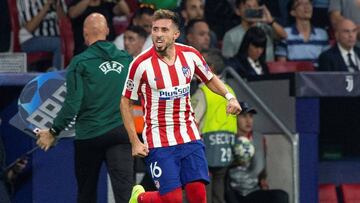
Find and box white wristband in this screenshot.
[225,93,235,101]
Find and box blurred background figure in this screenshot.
[227,27,269,78]
[329,0,360,33]
[310,0,330,29]
[68,0,130,55]
[318,18,360,72]
[222,0,287,61]
[185,19,210,52]
[177,0,218,48]
[192,48,237,203]
[225,102,289,203]
[275,0,328,66]
[123,25,147,57]
[17,0,67,70]
[259,0,291,26]
[0,119,28,203]
[113,4,154,52]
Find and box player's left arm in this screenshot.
[192,49,242,115]
[205,76,241,115]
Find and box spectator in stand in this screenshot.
[329,0,360,31]
[227,27,269,78]
[225,102,289,203]
[185,19,210,52]
[17,0,67,70]
[123,25,148,57]
[222,0,287,61]
[177,0,217,48]
[68,0,130,55]
[275,0,329,66]
[260,0,291,26]
[114,4,154,52]
[318,18,360,72]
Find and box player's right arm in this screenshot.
[120,97,148,157]
[120,56,149,157]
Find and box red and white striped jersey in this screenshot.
[123,43,214,149]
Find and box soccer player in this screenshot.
[35,13,134,203]
[120,9,242,203]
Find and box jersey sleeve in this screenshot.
[122,59,145,101]
[52,60,83,133]
[193,50,214,83]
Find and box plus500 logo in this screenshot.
[159,86,190,100]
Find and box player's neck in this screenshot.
[158,45,176,65]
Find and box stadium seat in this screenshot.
[340,183,360,203]
[266,61,315,74]
[319,184,338,203]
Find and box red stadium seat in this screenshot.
[340,183,360,203]
[319,184,338,203]
[266,61,315,74]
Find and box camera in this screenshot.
[244,8,264,19]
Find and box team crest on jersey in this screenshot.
[182,66,191,78]
[126,79,134,91]
[98,61,124,74]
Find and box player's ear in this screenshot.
[174,29,180,40]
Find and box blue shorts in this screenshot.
[145,140,210,195]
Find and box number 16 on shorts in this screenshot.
[150,161,162,179]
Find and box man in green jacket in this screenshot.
[36,13,133,203]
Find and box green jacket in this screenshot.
[52,41,132,140]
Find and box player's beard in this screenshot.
[154,36,173,55]
[155,41,170,55]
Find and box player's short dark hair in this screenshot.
[185,19,207,35]
[126,25,148,39]
[153,9,181,30]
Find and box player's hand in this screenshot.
[226,98,242,115]
[36,129,56,151]
[131,140,149,158]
